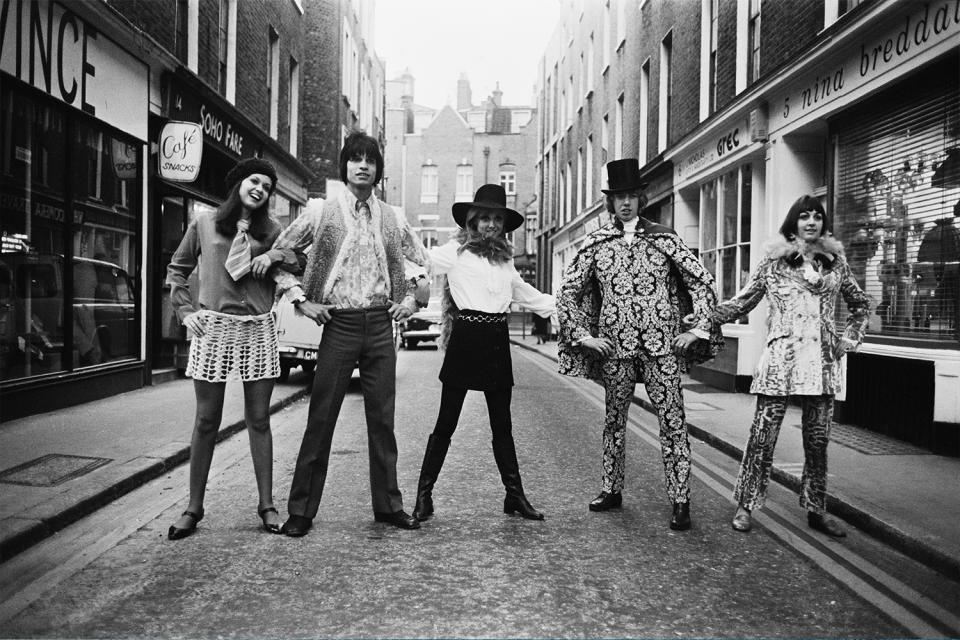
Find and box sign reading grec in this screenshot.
[0,0,148,140]
[769,1,960,132]
[166,77,254,160]
[675,115,753,183]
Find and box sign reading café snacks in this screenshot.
[158,121,203,182]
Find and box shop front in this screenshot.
[670,110,769,392]
[735,1,960,453]
[150,71,309,373]
[1,0,149,420]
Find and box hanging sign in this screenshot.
[158,121,203,182]
[111,139,138,180]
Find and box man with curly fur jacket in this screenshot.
[270,132,429,536]
[557,159,723,531]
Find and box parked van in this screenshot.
[0,252,137,379]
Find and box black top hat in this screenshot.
[452,184,524,232]
[601,158,648,194]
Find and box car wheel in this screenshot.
[407,339,418,350]
[278,362,292,382]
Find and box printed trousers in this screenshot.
[600,354,691,503]
[734,394,834,514]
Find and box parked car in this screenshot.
[399,299,442,349]
[274,295,321,381]
[0,252,137,378]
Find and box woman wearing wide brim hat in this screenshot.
[412,184,554,522]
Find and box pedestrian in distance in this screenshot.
[531,312,551,344]
[166,157,298,540]
[556,158,723,531]
[716,195,871,537]
[270,131,429,536]
[412,184,554,523]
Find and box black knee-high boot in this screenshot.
[491,438,544,520]
[413,434,450,521]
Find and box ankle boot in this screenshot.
[491,438,544,520]
[412,434,450,521]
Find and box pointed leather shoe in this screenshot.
[280,515,313,537]
[731,511,752,532]
[807,512,846,538]
[588,491,622,512]
[669,501,691,531]
[168,509,204,541]
[374,509,421,530]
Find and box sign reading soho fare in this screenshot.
[770,1,960,132]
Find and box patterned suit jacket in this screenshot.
[713,236,871,396]
[557,219,723,382]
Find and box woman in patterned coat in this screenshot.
[716,195,871,537]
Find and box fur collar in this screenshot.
[764,235,845,268]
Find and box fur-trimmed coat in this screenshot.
[714,236,871,396]
[557,219,724,382]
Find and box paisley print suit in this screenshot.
[714,236,871,513]
[557,220,722,503]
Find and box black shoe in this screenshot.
[588,491,622,511]
[280,515,313,537]
[258,506,282,534]
[413,495,434,522]
[807,512,846,538]
[504,494,545,520]
[374,509,421,530]
[669,501,691,531]
[168,509,204,540]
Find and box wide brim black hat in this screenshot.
[601,158,649,194]
[452,184,524,232]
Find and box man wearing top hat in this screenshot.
[556,158,723,531]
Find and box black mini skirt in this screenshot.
[438,309,513,391]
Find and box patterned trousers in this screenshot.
[600,355,691,503]
[734,394,834,514]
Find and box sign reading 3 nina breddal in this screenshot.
[159,121,203,182]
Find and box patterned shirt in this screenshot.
[326,193,390,308]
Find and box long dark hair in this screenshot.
[339,131,384,186]
[214,180,276,241]
[779,194,832,240]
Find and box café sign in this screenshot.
[158,121,203,182]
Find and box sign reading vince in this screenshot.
[158,121,203,182]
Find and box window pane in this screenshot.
[721,247,736,300]
[740,164,752,243]
[722,171,738,246]
[702,181,718,252]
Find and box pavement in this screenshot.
[1,338,959,585]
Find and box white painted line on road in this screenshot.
[515,348,960,639]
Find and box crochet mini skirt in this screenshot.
[186,310,280,382]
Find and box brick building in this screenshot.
[300,0,384,199]
[382,74,540,284]
[0,0,312,419]
[535,0,960,454]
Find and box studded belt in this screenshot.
[457,310,507,323]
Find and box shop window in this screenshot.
[702,165,752,322]
[0,82,143,383]
[833,66,960,344]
